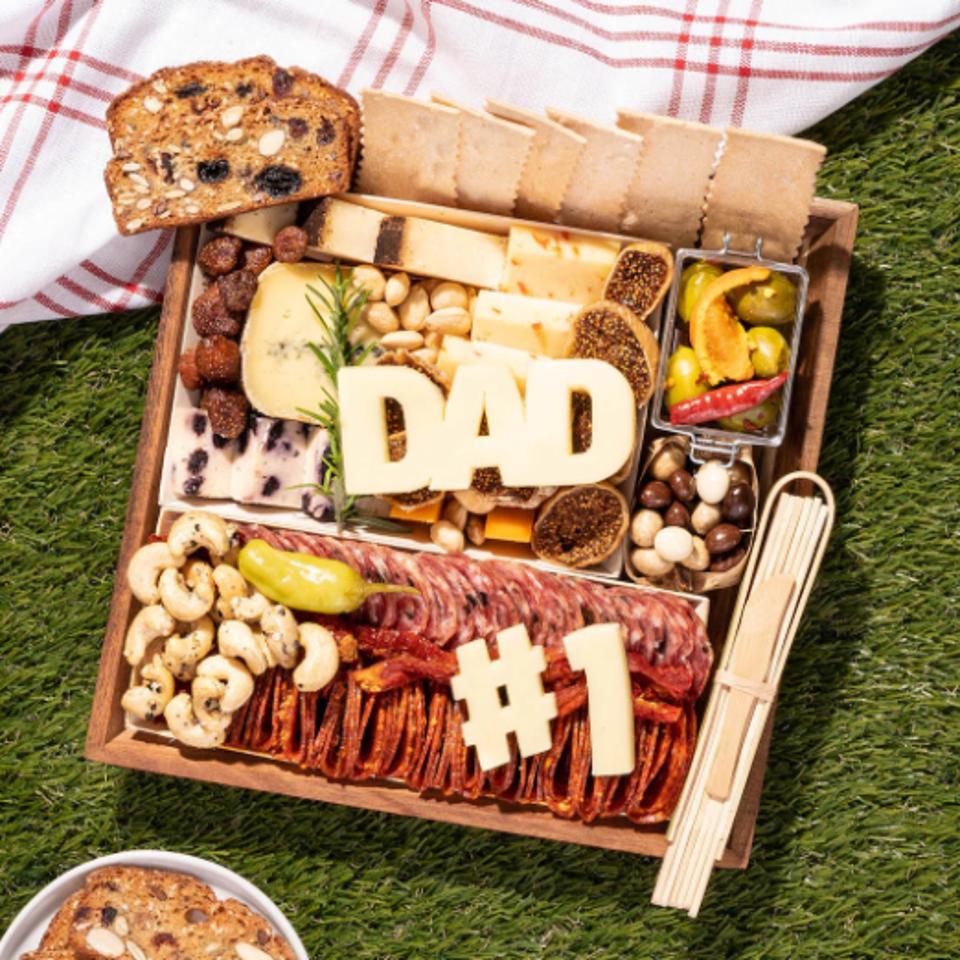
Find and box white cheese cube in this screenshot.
[471,290,578,358]
[437,335,535,390]
[167,410,238,500]
[499,224,620,303]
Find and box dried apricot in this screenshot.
[177,346,204,391]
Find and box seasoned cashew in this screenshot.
[124,604,175,666]
[166,511,231,563]
[231,589,269,622]
[217,620,269,675]
[158,560,215,621]
[191,675,234,732]
[126,541,184,605]
[195,654,254,712]
[293,623,340,692]
[121,653,175,722]
[162,615,214,680]
[259,604,300,669]
[212,563,248,620]
[164,692,227,749]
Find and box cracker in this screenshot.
[485,99,586,222]
[700,128,826,261]
[547,108,645,232]
[431,94,533,215]
[358,90,459,205]
[616,111,723,247]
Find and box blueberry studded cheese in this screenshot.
[301,427,332,519]
[231,415,314,509]
[169,410,239,499]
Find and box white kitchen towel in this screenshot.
[0,0,957,330]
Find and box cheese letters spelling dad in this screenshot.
[338,359,636,494]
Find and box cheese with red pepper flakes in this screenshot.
[499,224,620,303]
[471,291,577,359]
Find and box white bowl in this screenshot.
[0,850,307,959]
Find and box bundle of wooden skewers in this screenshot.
[653,471,836,915]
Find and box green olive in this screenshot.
[717,396,781,433]
[747,326,790,378]
[678,261,723,323]
[728,271,797,325]
[665,346,708,409]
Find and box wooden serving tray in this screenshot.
[85,197,857,866]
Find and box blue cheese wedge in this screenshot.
[168,410,239,499]
[240,261,338,422]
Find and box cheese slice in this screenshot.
[499,224,620,304]
[437,334,535,390]
[221,203,297,245]
[484,507,534,543]
[471,291,578,358]
[240,261,338,423]
[303,197,507,289]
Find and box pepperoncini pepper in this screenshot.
[238,539,419,614]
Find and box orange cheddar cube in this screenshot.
[484,507,535,543]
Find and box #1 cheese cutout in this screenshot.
[563,624,635,776]
[337,359,635,494]
[451,625,557,771]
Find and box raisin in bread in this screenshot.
[105,56,359,235]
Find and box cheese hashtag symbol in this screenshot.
[450,624,558,771]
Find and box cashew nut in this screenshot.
[121,653,175,721]
[124,604,175,666]
[164,693,227,749]
[212,563,248,620]
[195,654,254,712]
[191,675,233,732]
[231,589,269,622]
[259,604,300,669]
[162,616,214,680]
[293,623,340,692]
[217,620,269,675]
[126,541,184,605]
[166,511,231,563]
[158,560,215,621]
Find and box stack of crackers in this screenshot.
[358,91,825,262]
[20,866,294,960]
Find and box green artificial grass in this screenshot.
[2,36,960,960]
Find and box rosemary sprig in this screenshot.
[298,267,409,534]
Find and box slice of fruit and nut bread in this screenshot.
[38,888,85,949]
[105,56,359,235]
[67,865,217,958]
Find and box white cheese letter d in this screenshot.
[338,366,445,494]
[524,359,636,486]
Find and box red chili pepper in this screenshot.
[669,371,788,426]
